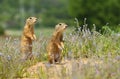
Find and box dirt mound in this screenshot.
[25,58,102,79]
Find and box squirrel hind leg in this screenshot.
[48,53,55,64]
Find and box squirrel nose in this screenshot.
[65,25,68,28]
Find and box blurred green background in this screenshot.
[0,0,120,35]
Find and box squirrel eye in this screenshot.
[29,17,32,19]
[59,23,61,25]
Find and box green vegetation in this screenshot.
[0,27,4,35]
[68,0,120,30]
[0,0,70,30]
[0,0,119,31]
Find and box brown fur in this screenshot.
[20,17,37,60]
[47,23,67,64]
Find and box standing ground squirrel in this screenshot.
[47,23,68,64]
[20,17,37,60]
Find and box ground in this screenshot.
[20,58,103,79]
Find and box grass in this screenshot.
[0,23,120,79]
[6,27,73,37]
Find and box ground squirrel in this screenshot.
[20,17,37,60]
[47,23,67,64]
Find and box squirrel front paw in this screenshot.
[33,35,36,40]
[31,35,36,40]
